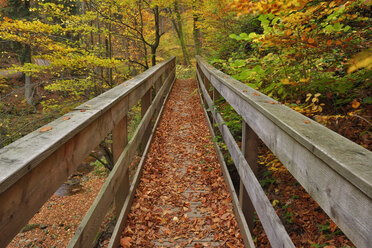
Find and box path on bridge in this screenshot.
[120,79,244,247]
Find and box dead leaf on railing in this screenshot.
[62,117,71,120]
[40,126,52,132]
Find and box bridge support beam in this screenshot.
[141,87,152,154]
[239,121,258,233]
[113,115,129,216]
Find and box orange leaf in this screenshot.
[120,237,133,248]
[335,40,342,46]
[80,109,86,112]
[284,30,292,36]
[330,221,338,232]
[308,37,315,44]
[62,116,71,120]
[352,99,360,109]
[253,92,260,96]
[304,121,311,124]
[40,126,52,132]
[326,40,333,46]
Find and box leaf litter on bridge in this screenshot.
[121,79,244,247]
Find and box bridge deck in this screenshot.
[120,79,244,247]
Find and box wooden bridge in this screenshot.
[0,56,371,248]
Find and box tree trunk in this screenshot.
[192,0,201,55]
[173,1,190,66]
[23,44,32,105]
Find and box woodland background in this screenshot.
[0,0,371,247]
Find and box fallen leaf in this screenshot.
[304,121,311,124]
[253,92,260,96]
[40,126,52,132]
[120,237,132,247]
[352,99,360,109]
[80,109,86,112]
[308,37,315,44]
[62,117,71,120]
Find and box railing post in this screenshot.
[155,76,162,94]
[112,115,129,216]
[212,85,221,127]
[239,120,258,233]
[140,85,152,153]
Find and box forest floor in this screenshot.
[7,161,108,248]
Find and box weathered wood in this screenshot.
[67,66,176,248]
[113,114,129,215]
[108,71,176,248]
[0,57,175,195]
[0,57,175,247]
[113,116,128,164]
[239,121,258,233]
[197,69,295,248]
[140,87,152,153]
[197,56,372,248]
[196,75,255,248]
[0,108,116,246]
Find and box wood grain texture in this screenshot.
[67,66,176,248]
[197,69,295,248]
[239,121,259,234]
[197,56,372,248]
[196,76,256,248]
[0,108,115,246]
[108,71,176,248]
[0,57,175,247]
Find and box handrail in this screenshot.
[196,55,372,248]
[0,56,176,247]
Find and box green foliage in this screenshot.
[91,158,109,177]
[176,65,195,79]
[210,1,371,113]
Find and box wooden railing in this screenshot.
[196,56,372,248]
[0,57,176,248]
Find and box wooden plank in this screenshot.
[196,74,255,248]
[197,56,372,199]
[67,66,176,248]
[197,56,372,248]
[113,116,128,163]
[141,87,152,153]
[198,75,295,248]
[0,57,175,247]
[239,121,258,233]
[0,108,116,246]
[108,70,176,248]
[0,57,176,196]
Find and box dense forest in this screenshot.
[0,0,371,148]
[0,0,371,247]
